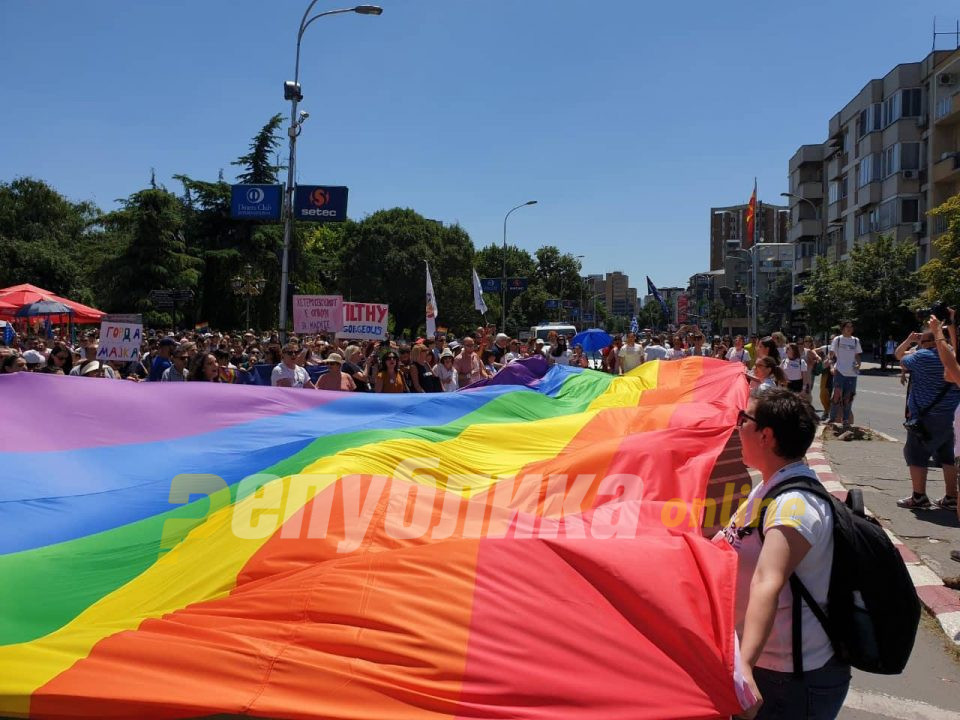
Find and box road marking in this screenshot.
[844,689,960,719]
[859,389,907,398]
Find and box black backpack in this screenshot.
[759,477,920,676]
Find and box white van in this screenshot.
[530,324,578,342]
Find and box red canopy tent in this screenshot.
[0,284,105,324]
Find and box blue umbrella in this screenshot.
[14,300,74,318]
[570,328,613,353]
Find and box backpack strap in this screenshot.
[758,476,837,677]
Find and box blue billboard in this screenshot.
[230,185,283,220]
[294,185,349,222]
[481,278,502,293]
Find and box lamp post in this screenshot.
[501,200,537,333]
[232,264,267,330]
[278,3,382,340]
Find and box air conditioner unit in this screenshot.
[939,74,954,86]
[902,169,917,179]
[916,115,928,128]
[913,222,926,234]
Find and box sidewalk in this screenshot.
[811,426,960,645]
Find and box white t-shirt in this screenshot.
[726,347,749,365]
[548,349,572,366]
[666,347,685,360]
[618,344,643,372]
[503,351,522,364]
[432,362,458,392]
[780,357,807,382]
[642,344,668,363]
[718,462,834,673]
[830,335,862,377]
[271,362,310,388]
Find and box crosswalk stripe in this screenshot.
[844,689,960,719]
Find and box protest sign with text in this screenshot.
[338,302,389,341]
[98,317,143,362]
[293,295,343,334]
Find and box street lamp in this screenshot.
[501,200,537,333]
[232,264,267,330]
[278,3,382,339]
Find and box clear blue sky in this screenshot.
[1,0,958,289]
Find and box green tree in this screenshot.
[758,271,793,334]
[798,257,854,338]
[231,114,286,185]
[0,177,102,303]
[919,193,960,308]
[335,209,476,338]
[105,189,201,326]
[474,244,537,333]
[847,234,919,349]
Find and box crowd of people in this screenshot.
[0,323,860,403]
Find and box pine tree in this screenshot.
[232,114,286,185]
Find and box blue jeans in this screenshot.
[829,373,858,425]
[753,658,851,720]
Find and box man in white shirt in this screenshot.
[617,332,644,374]
[828,320,862,427]
[271,343,314,388]
[642,334,669,363]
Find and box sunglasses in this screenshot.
[283,350,298,356]
[736,409,758,428]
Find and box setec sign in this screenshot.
[230,185,282,220]
[294,185,349,222]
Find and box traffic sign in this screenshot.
[562,300,576,309]
[506,278,529,292]
[480,278,502,293]
[545,299,560,310]
[230,185,282,220]
[294,185,349,222]
[582,313,594,322]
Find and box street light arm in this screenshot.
[296,7,358,82]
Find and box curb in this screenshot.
[808,427,960,646]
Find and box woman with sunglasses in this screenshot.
[40,342,73,375]
[375,350,408,393]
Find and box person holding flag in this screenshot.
[472,268,488,317]
[646,276,670,325]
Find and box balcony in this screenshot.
[789,144,825,172]
[855,182,881,208]
[933,153,960,184]
[798,181,823,200]
[787,219,821,243]
[827,155,842,180]
[934,92,960,126]
[827,197,848,222]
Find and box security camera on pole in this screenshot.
[277,3,383,339]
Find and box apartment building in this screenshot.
[582,271,640,320]
[709,202,789,271]
[787,47,960,295]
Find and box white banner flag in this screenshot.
[472,267,488,315]
[425,261,438,337]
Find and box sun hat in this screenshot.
[80,360,103,375]
[323,353,344,364]
[440,348,455,359]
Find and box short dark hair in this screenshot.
[750,387,818,459]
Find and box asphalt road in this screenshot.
[809,367,960,719]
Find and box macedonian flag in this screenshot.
[744,180,757,250]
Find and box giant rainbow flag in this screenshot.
[0,356,750,719]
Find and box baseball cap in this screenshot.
[158,337,178,348]
[22,349,44,364]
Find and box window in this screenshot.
[858,103,882,137]
[900,142,920,170]
[883,93,901,127]
[901,198,920,223]
[902,88,922,117]
[858,154,880,187]
[877,199,896,230]
[881,145,896,177]
[829,181,840,204]
[839,176,848,199]
[856,212,874,237]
